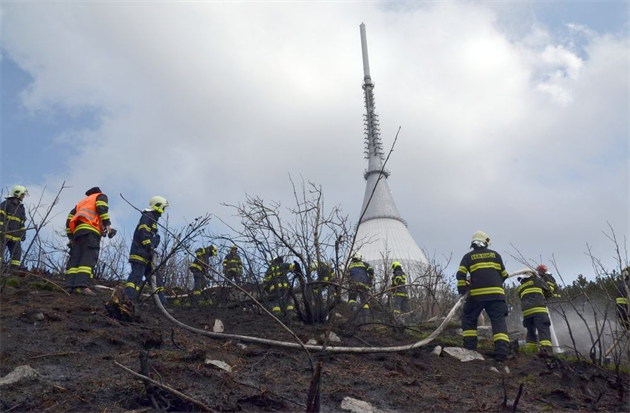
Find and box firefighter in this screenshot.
[616,266,630,331]
[223,245,243,283]
[391,262,410,318]
[0,185,28,272]
[124,196,170,310]
[517,264,555,355]
[536,264,560,298]
[189,245,217,306]
[348,252,374,323]
[263,256,299,321]
[309,260,335,321]
[456,230,510,361]
[65,187,113,295]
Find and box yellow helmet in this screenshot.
[148,196,169,213]
[471,230,490,247]
[9,185,28,199]
[391,261,402,270]
[352,252,362,261]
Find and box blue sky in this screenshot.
[0,1,628,281]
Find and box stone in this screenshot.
[204,359,232,372]
[431,346,442,356]
[213,319,224,333]
[489,367,500,373]
[320,332,341,343]
[306,339,318,346]
[442,347,485,362]
[237,343,247,350]
[0,365,40,387]
[504,366,511,374]
[341,397,376,413]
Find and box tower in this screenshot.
[355,23,429,284]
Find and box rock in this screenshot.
[341,397,376,413]
[320,332,341,343]
[306,339,318,346]
[35,313,46,321]
[442,347,485,362]
[334,312,343,318]
[431,346,442,356]
[237,343,247,350]
[204,359,232,372]
[213,319,224,333]
[489,367,500,373]
[504,366,510,374]
[0,365,40,387]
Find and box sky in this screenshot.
[0,1,628,283]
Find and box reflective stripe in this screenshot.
[99,213,110,221]
[286,305,294,310]
[4,234,21,242]
[126,282,140,291]
[520,287,544,299]
[190,263,203,271]
[193,290,202,295]
[493,333,509,342]
[501,270,508,278]
[363,304,369,309]
[130,254,149,264]
[6,215,24,223]
[10,260,20,266]
[462,330,477,337]
[74,222,101,235]
[469,262,502,272]
[76,266,92,274]
[156,287,165,292]
[138,224,152,232]
[348,299,357,304]
[522,307,548,317]
[617,298,629,305]
[95,201,108,208]
[272,307,281,312]
[393,292,408,297]
[457,280,467,287]
[458,266,468,274]
[142,239,152,245]
[469,287,505,296]
[539,340,552,347]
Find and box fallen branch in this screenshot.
[28,351,78,360]
[114,361,215,412]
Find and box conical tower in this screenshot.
[355,23,429,284]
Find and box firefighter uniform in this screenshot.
[348,258,374,322]
[264,259,296,320]
[223,248,243,283]
[65,188,111,290]
[124,209,166,304]
[189,245,217,303]
[616,269,630,331]
[457,247,510,360]
[391,263,410,315]
[0,196,26,271]
[518,275,553,353]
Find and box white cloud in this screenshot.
[1,2,627,280]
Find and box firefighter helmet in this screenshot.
[351,252,362,262]
[391,261,402,270]
[272,256,283,264]
[9,185,28,199]
[209,245,218,256]
[536,264,549,274]
[148,196,169,213]
[471,230,490,247]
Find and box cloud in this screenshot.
[1,2,627,280]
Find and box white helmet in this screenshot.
[352,252,362,261]
[148,196,169,213]
[471,230,490,247]
[9,185,28,199]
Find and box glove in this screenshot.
[293,260,302,274]
[108,228,117,238]
[21,235,26,241]
[154,234,161,248]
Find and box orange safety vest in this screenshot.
[69,193,102,235]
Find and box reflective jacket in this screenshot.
[315,262,334,283]
[190,246,215,273]
[263,262,295,292]
[456,247,508,301]
[617,277,630,308]
[223,252,243,276]
[392,267,408,297]
[67,193,111,238]
[0,197,26,242]
[539,271,560,298]
[518,276,550,318]
[129,210,160,266]
[348,260,374,286]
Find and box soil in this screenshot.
[1,276,628,413]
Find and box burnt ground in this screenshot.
[0,276,628,413]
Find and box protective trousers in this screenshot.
[0,239,22,270]
[461,299,509,358]
[125,262,167,304]
[191,269,208,295]
[393,294,409,315]
[65,233,100,288]
[268,287,294,320]
[523,313,552,351]
[226,270,242,284]
[349,282,371,322]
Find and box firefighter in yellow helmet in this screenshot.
[391,261,410,318]
[456,231,510,361]
[0,185,28,272]
[189,245,217,306]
